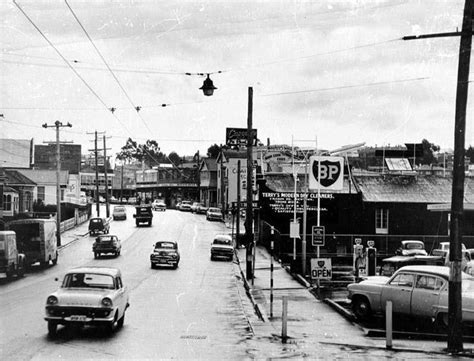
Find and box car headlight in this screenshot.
[102,297,113,307]
[47,295,58,305]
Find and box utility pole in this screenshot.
[237,160,241,248]
[120,163,124,202]
[42,121,72,247]
[245,87,254,280]
[403,1,472,353]
[196,150,201,201]
[87,131,104,217]
[103,135,111,218]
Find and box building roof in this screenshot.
[17,169,68,186]
[3,186,19,193]
[354,174,474,203]
[4,169,36,186]
[0,139,32,168]
[262,173,358,194]
[201,158,217,172]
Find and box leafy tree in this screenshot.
[168,151,182,165]
[116,138,165,167]
[116,138,140,163]
[207,144,221,158]
[419,139,440,165]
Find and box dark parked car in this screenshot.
[379,255,444,277]
[93,235,121,258]
[150,241,180,269]
[88,217,110,236]
[395,240,427,256]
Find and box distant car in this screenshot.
[98,196,106,203]
[348,265,474,328]
[378,255,444,277]
[150,241,180,269]
[109,196,117,203]
[179,200,192,212]
[44,267,130,336]
[88,217,110,236]
[175,202,182,210]
[196,203,208,215]
[431,247,474,275]
[128,197,137,205]
[206,207,223,222]
[93,235,121,258]
[133,206,153,227]
[437,242,467,252]
[190,202,201,213]
[112,206,127,220]
[152,200,166,211]
[395,240,427,256]
[210,235,234,261]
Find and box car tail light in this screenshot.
[47,295,58,305]
[102,297,113,307]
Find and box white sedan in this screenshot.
[44,267,130,336]
[347,265,474,328]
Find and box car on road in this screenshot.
[431,245,474,275]
[150,241,180,269]
[395,240,427,256]
[88,217,110,236]
[347,265,474,328]
[210,235,234,261]
[179,200,192,212]
[112,205,127,220]
[152,199,166,211]
[128,197,137,205]
[44,267,130,336]
[134,205,153,227]
[191,202,203,213]
[196,203,208,214]
[206,207,224,222]
[93,235,121,258]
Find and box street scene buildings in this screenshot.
[1,0,474,359]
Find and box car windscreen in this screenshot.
[63,273,115,289]
[155,242,176,249]
[114,207,125,211]
[209,208,220,212]
[214,239,231,245]
[91,219,102,223]
[98,236,115,242]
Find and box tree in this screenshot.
[207,144,221,158]
[466,145,474,164]
[116,138,165,167]
[168,151,182,165]
[419,139,440,165]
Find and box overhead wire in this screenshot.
[64,0,185,173]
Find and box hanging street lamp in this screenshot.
[200,74,217,96]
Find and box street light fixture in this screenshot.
[200,74,217,96]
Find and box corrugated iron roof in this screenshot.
[354,174,474,203]
[4,169,36,186]
[263,173,358,194]
[18,169,68,185]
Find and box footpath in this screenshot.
[234,245,474,359]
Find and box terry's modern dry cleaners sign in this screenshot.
[261,191,334,214]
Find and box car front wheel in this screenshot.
[117,312,125,328]
[352,297,372,321]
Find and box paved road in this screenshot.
[0,206,253,360]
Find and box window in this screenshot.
[389,273,414,287]
[3,194,12,211]
[415,275,440,290]
[37,186,45,201]
[375,208,389,234]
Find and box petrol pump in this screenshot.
[366,240,377,276]
[353,238,365,278]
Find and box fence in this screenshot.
[60,211,90,233]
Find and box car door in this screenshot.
[114,277,126,316]
[380,272,414,315]
[411,274,445,319]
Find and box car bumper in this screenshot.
[150,257,179,265]
[93,247,119,253]
[45,306,116,324]
[113,215,126,220]
[211,250,233,259]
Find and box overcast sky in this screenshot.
[1,0,472,160]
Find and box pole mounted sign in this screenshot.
[312,226,325,246]
[308,156,344,191]
[311,258,332,280]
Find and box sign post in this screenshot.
[311,226,325,246]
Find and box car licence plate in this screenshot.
[70,315,87,321]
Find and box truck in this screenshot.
[0,231,26,279]
[7,218,58,268]
[133,205,153,227]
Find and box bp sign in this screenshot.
[311,258,332,280]
[309,156,344,191]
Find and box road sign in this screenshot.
[289,221,300,238]
[311,226,325,246]
[308,156,344,190]
[310,258,332,280]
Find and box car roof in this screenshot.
[401,240,424,245]
[155,240,177,245]
[97,234,118,239]
[383,255,442,262]
[396,265,450,276]
[214,234,232,241]
[65,267,121,277]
